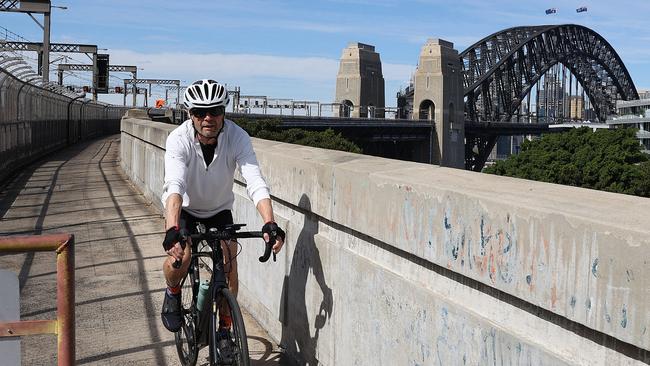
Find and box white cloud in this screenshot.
[98,49,415,103]
[108,49,339,82]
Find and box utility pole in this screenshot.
[42,6,50,82]
[91,52,97,100]
[0,1,67,84]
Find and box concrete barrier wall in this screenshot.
[121,116,650,365]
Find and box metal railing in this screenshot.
[0,62,130,183]
[0,233,75,366]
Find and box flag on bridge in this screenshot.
[545,8,557,14]
[576,6,587,13]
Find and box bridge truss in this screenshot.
[460,24,638,170]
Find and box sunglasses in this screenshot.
[190,106,225,118]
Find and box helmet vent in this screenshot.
[194,85,204,100]
[187,88,196,100]
[203,83,210,100]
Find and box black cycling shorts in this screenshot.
[179,209,233,240]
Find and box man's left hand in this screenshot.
[262,222,285,254]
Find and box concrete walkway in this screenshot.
[0,135,287,365]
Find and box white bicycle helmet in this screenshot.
[183,79,230,109]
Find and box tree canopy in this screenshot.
[233,117,362,154]
[484,127,650,197]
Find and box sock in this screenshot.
[219,315,232,329]
[167,285,181,296]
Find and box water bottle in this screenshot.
[197,280,210,313]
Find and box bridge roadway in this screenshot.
[225,112,572,168]
[0,135,288,365]
[229,112,567,137]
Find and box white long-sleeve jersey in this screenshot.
[161,118,270,218]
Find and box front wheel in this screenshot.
[174,261,199,366]
[209,288,250,366]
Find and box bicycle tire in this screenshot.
[174,259,200,366]
[209,288,250,366]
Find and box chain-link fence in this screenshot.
[0,66,131,183]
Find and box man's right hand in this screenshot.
[163,226,187,262]
[167,242,185,262]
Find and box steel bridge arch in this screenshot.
[460,24,638,123]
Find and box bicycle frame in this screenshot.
[192,238,229,347]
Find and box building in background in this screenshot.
[607,99,650,153]
[637,90,650,99]
[537,76,568,123]
[569,95,584,120]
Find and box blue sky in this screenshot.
[2,0,649,107]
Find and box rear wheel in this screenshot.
[175,261,199,366]
[209,288,250,366]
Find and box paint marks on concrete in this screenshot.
[467,236,473,270]
[443,209,461,263]
[496,228,516,285]
[403,198,415,241]
[585,298,591,310]
[451,243,459,260]
[444,214,452,230]
[457,230,466,268]
[570,296,577,309]
[434,306,475,366]
[626,269,634,282]
[591,258,599,278]
[621,305,628,329]
[526,275,532,285]
[502,232,513,254]
[550,286,558,309]
[440,214,518,286]
[479,217,489,256]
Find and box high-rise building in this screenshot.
[537,76,568,123]
[569,95,584,120]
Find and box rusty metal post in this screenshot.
[56,236,75,366]
[0,234,75,366]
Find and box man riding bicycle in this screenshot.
[160,79,285,341]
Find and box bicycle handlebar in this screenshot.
[171,224,277,268]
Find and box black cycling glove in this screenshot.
[162,226,188,251]
[262,222,285,242]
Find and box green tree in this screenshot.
[484,127,649,197]
[232,117,362,154]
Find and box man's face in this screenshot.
[190,106,225,138]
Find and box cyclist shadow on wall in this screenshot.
[279,194,333,366]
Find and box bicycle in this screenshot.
[173,223,276,366]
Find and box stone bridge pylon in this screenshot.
[334,42,385,118]
[334,39,464,168]
[413,39,465,168]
